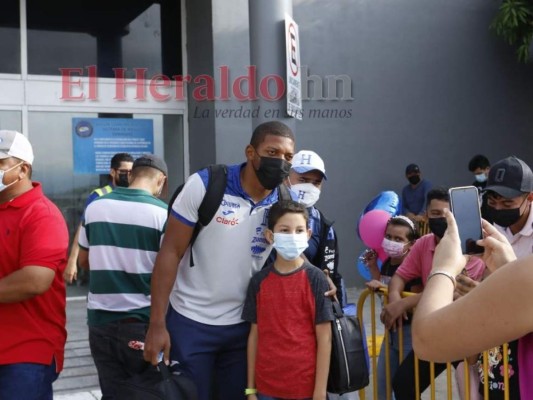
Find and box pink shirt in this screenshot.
[395,233,485,285]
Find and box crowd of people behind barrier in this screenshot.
[362,154,533,400]
[2,122,533,400]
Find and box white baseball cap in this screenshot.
[291,150,327,180]
[0,130,34,165]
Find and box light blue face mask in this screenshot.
[273,232,309,261]
[0,162,23,192]
[475,173,487,183]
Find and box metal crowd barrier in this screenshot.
[417,220,431,237]
[355,288,511,400]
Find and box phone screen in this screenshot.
[449,186,484,254]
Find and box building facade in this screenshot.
[1,0,533,286]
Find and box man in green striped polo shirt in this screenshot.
[78,154,168,400]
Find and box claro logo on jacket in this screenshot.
[216,216,239,225]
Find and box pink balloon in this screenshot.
[359,209,390,249]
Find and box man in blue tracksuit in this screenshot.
[288,150,343,305]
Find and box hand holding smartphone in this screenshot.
[449,186,484,255]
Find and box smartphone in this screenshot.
[449,186,484,254]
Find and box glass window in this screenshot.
[28,111,177,238]
[27,1,180,78]
[0,110,22,131]
[0,0,20,74]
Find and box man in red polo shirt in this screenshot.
[0,130,69,400]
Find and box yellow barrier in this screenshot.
[417,220,431,237]
[355,288,512,400]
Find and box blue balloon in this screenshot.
[357,191,401,240]
[357,250,382,281]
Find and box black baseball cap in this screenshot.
[484,156,533,199]
[405,163,420,174]
[133,154,168,176]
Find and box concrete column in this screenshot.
[249,0,295,131]
[96,30,125,78]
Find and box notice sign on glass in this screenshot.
[285,14,302,120]
[73,118,154,174]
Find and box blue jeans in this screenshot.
[376,324,413,400]
[89,320,150,400]
[0,359,58,400]
[166,306,250,400]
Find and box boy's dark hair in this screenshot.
[110,153,134,169]
[388,216,418,242]
[426,187,450,205]
[250,121,295,149]
[468,154,490,172]
[267,200,309,230]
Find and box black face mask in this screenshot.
[254,156,291,190]
[428,217,447,239]
[116,173,130,188]
[408,175,421,185]
[488,196,528,228]
[489,207,522,228]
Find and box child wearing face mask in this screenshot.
[242,200,334,400]
[364,216,421,400]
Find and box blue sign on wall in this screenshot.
[73,118,154,174]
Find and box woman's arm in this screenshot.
[414,258,533,361]
[413,209,533,362]
[313,322,332,400]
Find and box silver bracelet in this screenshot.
[427,270,456,289]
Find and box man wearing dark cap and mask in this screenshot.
[402,163,432,223]
[472,155,533,399]
[78,154,168,399]
[485,156,533,258]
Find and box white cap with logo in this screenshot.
[0,130,34,165]
[291,150,327,180]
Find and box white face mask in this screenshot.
[290,183,321,208]
[0,162,23,193]
[273,232,309,261]
[381,238,407,258]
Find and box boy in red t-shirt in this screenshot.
[242,200,334,400]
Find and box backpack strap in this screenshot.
[314,209,343,305]
[318,209,334,249]
[167,183,184,216]
[277,183,292,201]
[188,164,228,267]
[197,164,227,227]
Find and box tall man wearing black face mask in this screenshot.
[143,121,296,400]
[382,188,485,400]
[63,152,134,283]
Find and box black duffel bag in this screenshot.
[327,301,370,394]
[116,361,198,400]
